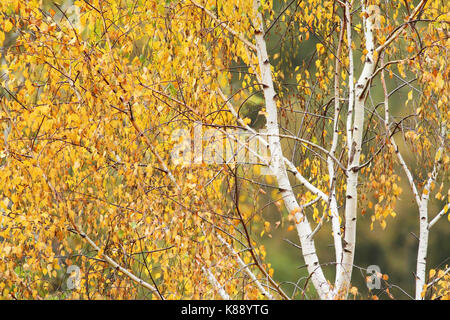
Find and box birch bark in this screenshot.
[335,2,376,298]
[381,49,446,300]
[415,128,445,299]
[252,0,332,299]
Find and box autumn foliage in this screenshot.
[0,0,448,300]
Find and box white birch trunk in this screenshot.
[201,266,231,300]
[217,234,274,299]
[329,19,345,289]
[415,200,429,299]
[415,123,445,299]
[335,3,376,298]
[383,54,446,300]
[252,0,332,299]
[345,0,354,156]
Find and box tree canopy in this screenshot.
[0,0,448,300]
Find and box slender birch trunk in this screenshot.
[415,126,445,299]
[252,0,332,299]
[329,18,345,289]
[382,51,446,299]
[335,2,376,298]
[415,201,430,299]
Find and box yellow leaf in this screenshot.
[316,43,325,55]
[435,148,443,162]
[407,90,413,101]
[3,246,12,255]
[429,269,436,278]
[313,207,319,219]
[4,20,13,33]
[436,74,444,90]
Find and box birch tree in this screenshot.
[0,0,448,300]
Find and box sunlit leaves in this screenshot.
[0,0,448,301]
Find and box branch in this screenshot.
[428,204,449,229]
[375,0,429,54]
[258,133,347,173]
[217,234,274,299]
[380,53,421,206]
[190,1,257,52]
[201,265,231,300]
[218,88,331,204]
[426,266,450,288]
[70,227,164,299]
